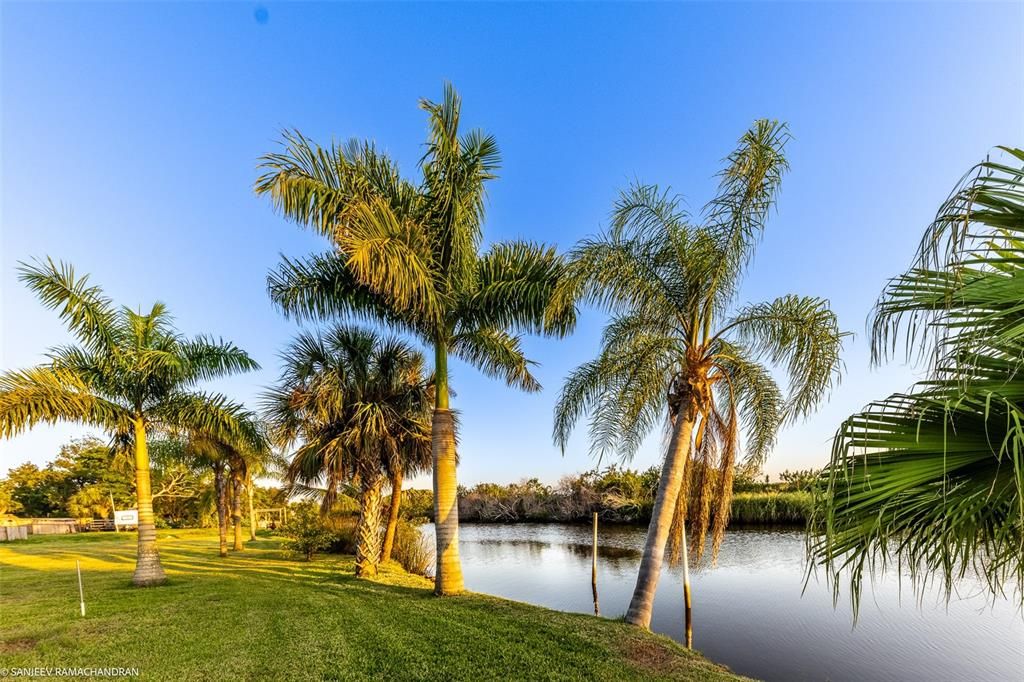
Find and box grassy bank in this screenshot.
[0,530,747,681]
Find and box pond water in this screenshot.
[426,523,1022,681]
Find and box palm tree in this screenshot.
[0,259,260,585]
[246,465,262,541]
[255,84,574,594]
[809,148,1024,613]
[158,433,231,556]
[178,419,268,555]
[227,450,248,551]
[553,120,846,629]
[263,324,432,578]
[381,422,433,564]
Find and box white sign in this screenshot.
[114,509,138,526]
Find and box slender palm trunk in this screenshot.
[432,342,464,595]
[381,467,403,563]
[246,472,257,541]
[354,472,385,577]
[231,466,244,551]
[214,462,228,558]
[131,418,166,586]
[624,403,696,627]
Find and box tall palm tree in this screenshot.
[157,433,231,556]
[255,84,574,594]
[553,121,846,628]
[809,148,1024,612]
[178,419,268,555]
[228,450,249,551]
[0,259,260,585]
[263,324,432,578]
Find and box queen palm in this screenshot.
[810,148,1024,612]
[255,84,573,593]
[263,324,432,578]
[0,259,260,585]
[553,120,845,629]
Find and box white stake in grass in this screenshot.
[76,559,86,617]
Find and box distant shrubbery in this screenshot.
[454,467,659,523]
[403,465,818,526]
[282,502,433,574]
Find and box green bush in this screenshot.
[390,519,433,576]
[281,503,336,560]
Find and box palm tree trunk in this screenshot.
[432,342,464,595]
[354,472,385,577]
[214,462,228,558]
[231,466,244,551]
[131,418,166,587]
[381,467,403,563]
[624,403,696,628]
[246,471,257,541]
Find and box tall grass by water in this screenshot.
[729,492,811,524]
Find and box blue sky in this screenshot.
[2,2,1022,487]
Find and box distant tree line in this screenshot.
[0,437,280,527]
[397,463,813,526]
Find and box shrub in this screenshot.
[323,515,358,554]
[281,503,336,560]
[390,518,434,576]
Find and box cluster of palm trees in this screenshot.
[7,83,1011,642]
[252,84,846,628]
[262,325,433,576]
[254,85,576,593]
[0,85,846,633]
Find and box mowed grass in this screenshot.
[0,530,746,681]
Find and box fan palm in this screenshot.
[263,324,432,578]
[0,259,260,585]
[255,84,574,593]
[553,121,846,628]
[809,148,1024,613]
[381,417,434,564]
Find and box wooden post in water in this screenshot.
[681,528,692,648]
[591,511,599,615]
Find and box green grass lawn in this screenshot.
[0,529,746,681]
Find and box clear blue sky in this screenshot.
[2,2,1022,487]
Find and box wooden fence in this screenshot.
[29,519,79,535]
[1,525,29,541]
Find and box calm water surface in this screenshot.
[426,523,1022,681]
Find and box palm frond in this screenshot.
[450,327,541,393]
[462,240,576,337]
[18,258,119,353]
[719,294,845,420]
